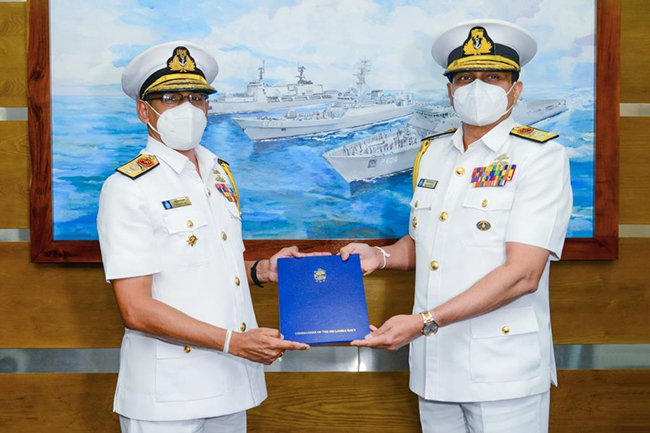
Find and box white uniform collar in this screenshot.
[144,136,218,174]
[453,115,516,154]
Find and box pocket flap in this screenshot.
[409,192,435,210]
[463,188,515,211]
[470,306,539,338]
[164,211,208,234]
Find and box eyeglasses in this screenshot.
[146,93,209,108]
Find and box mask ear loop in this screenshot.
[144,101,163,136]
[502,81,518,117]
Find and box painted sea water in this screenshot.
[52,87,594,241]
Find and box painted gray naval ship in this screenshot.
[232,60,415,140]
[208,61,338,114]
[323,98,567,182]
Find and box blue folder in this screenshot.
[278,254,370,345]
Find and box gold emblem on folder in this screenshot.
[314,268,327,283]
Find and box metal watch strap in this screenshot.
[251,259,265,288]
[420,310,438,335]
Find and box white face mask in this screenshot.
[451,79,516,126]
[146,101,207,151]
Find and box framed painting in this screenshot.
[28,0,619,262]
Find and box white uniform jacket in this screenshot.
[408,116,572,402]
[97,137,267,421]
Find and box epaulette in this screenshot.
[510,125,558,143]
[422,127,457,142]
[116,154,160,179]
[217,158,229,166]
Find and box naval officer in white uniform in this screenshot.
[340,20,572,432]
[97,41,312,433]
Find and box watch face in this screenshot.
[423,322,438,336]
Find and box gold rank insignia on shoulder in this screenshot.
[116,154,160,179]
[510,125,559,143]
[423,128,457,142]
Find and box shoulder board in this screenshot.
[510,125,559,143]
[116,154,160,179]
[217,158,229,166]
[422,128,457,142]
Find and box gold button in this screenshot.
[429,260,439,271]
[455,166,465,176]
[439,211,448,221]
[482,199,488,208]
[501,326,510,335]
[206,188,211,196]
[414,200,419,208]
[184,345,191,353]
[240,322,247,332]
[221,231,228,241]
[234,276,241,286]
[187,220,194,228]
[412,217,418,228]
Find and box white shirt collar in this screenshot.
[452,116,516,154]
[144,136,218,174]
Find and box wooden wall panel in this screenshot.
[0,2,27,107]
[0,373,119,432]
[0,371,648,432]
[0,121,29,228]
[551,370,650,432]
[621,0,650,103]
[0,239,648,348]
[620,117,650,224]
[0,242,123,348]
[550,238,650,343]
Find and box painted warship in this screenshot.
[232,60,415,141]
[323,98,567,182]
[208,61,338,114]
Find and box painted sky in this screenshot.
[50,0,595,96]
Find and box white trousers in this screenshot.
[119,411,246,433]
[419,391,550,433]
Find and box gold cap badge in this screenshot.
[167,47,197,73]
[463,27,494,56]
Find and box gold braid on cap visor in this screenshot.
[446,55,520,73]
[142,73,210,97]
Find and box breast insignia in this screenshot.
[116,154,160,179]
[510,125,559,143]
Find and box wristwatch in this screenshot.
[420,311,439,336]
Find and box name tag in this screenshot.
[417,178,438,189]
[162,196,192,210]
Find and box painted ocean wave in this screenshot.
[52,88,594,241]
